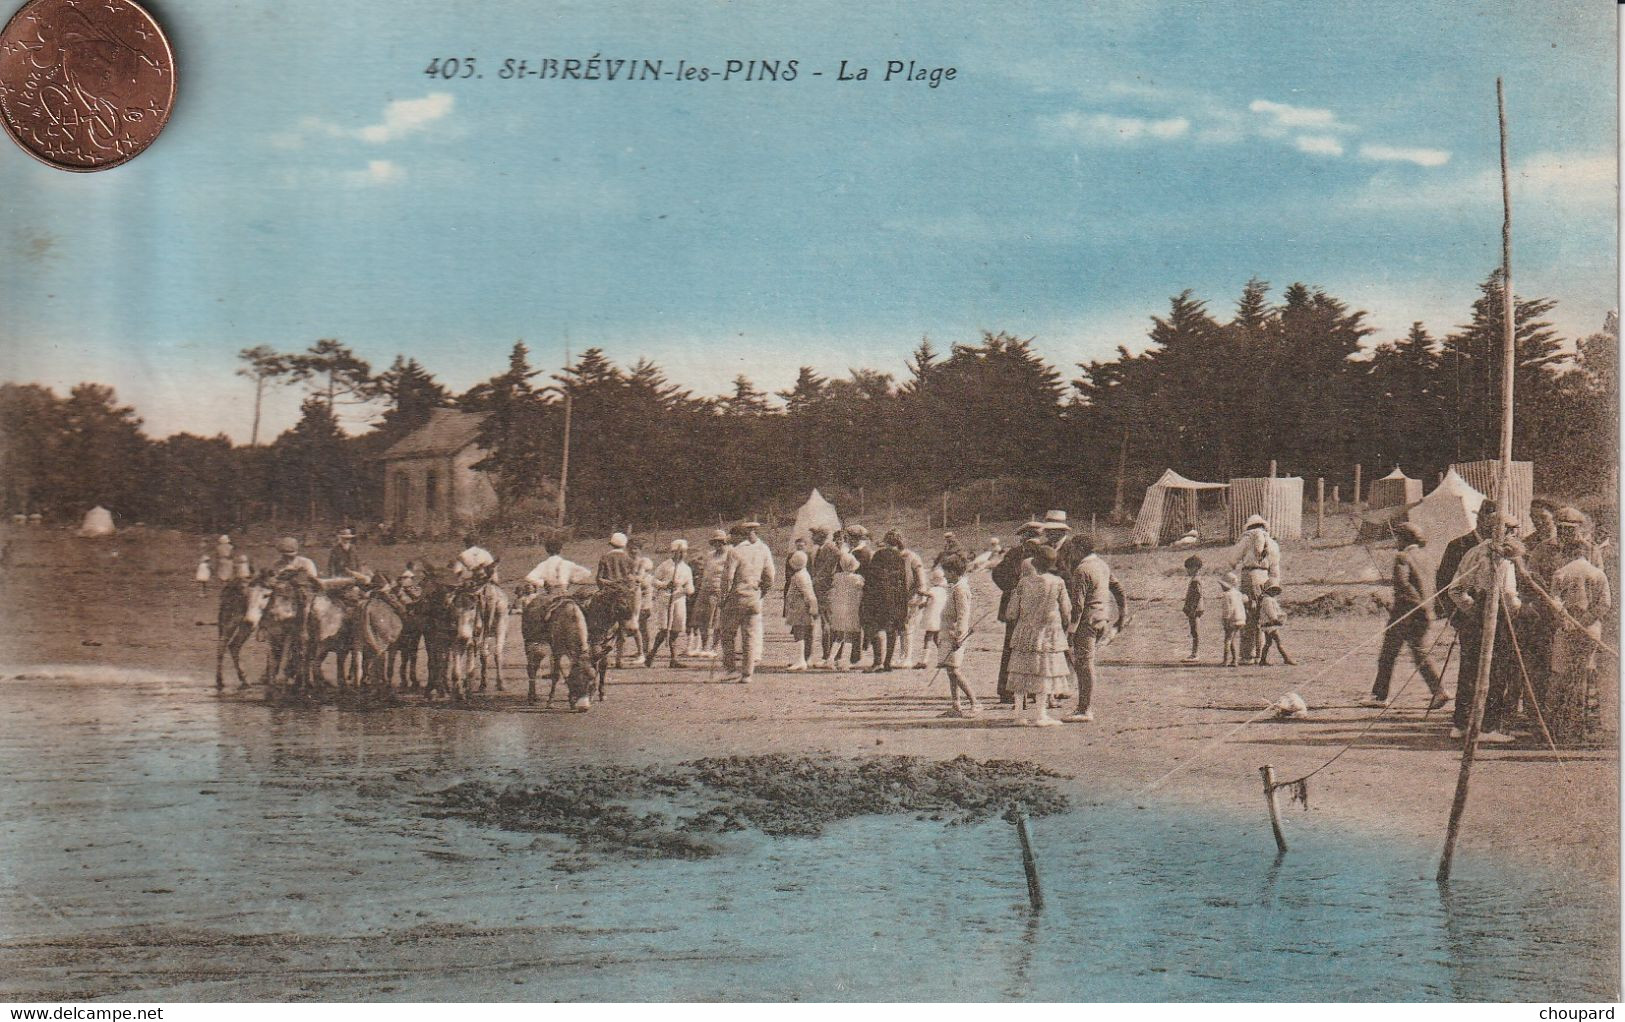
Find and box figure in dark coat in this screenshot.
[859,533,910,672]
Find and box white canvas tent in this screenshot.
[1131,470,1228,546]
[1368,467,1423,509]
[78,506,114,537]
[790,489,842,545]
[1406,470,1485,579]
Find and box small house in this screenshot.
[378,409,498,538]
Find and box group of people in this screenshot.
[200,494,1611,745]
[1365,498,1611,746]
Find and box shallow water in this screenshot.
[0,671,1616,1001]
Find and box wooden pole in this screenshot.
[1111,427,1131,520]
[557,344,572,528]
[1268,459,1277,479]
[942,491,949,530]
[1259,765,1288,854]
[1353,464,1363,507]
[1012,807,1045,911]
[1316,478,1325,539]
[1439,77,1517,883]
[1332,485,1340,505]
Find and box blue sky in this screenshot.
[2,0,1616,439]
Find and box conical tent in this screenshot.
[1406,470,1485,579]
[1369,467,1423,509]
[1131,469,1228,546]
[78,506,114,537]
[790,489,842,545]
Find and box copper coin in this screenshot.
[0,0,174,171]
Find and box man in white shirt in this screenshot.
[453,534,497,584]
[719,520,776,683]
[1230,514,1281,664]
[524,538,591,592]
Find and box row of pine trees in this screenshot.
[0,270,1614,533]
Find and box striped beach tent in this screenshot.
[1226,477,1304,541]
[1369,467,1423,509]
[1449,460,1533,530]
[1131,470,1228,546]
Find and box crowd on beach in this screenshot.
[190,495,1610,742]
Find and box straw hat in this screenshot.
[337,528,357,540]
[739,519,762,530]
[1244,514,1268,530]
[670,538,689,553]
[609,532,628,548]
[276,537,299,554]
[1041,510,1071,532]
[710,530,729,543]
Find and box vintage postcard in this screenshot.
[0,0,1618,1006]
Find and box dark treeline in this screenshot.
[1,270,1614,532]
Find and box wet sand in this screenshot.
[0,526,1616,999]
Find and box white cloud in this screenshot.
[1039,111,1190,144]
[1513,151,1615,194]
[356,94,455,143]
[342,160,404,187]
[1294,135,1344,157]
[1345,149,1611,214]
[272,94,455,149]
[1249,99,1352,134]
[1359,144,1451,167]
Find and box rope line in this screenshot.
[1270,625,1457,790]
[1133,573,1468,799]
[1500,609,1575,783]
[1514,568,1619,661]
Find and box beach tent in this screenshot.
[1368,467,1423,509]
[1450,459,1533,531]
[1131,470,1228,546]
[1406,470,1485,578]
[1227,477,1304,541]
[790,489,842,545]
[77,506,114,537]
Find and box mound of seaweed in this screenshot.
[1285,590,1391,618]
[423,754,1067,862]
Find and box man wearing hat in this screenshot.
[1446,509,1524,742]
[1544,506,1611,743]
[453,534,498,584]
[719,520,775,683]
[1230,514,1281,664]
[1363,524,1450,710]
[327,528,362,579]
[991,518,1049,703]
[809,526,842,667]
[1435,499,1498,735]
[596,531,642,666]
[646,539,696,668]
[271,536,319,581]
[691,530,732,658]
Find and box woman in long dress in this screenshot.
[1545,512,1611,745]
[1005,545,1073,726]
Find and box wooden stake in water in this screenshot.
[1439,76,1518,884]
[1260,765,1288,854]
[1011,807,1045,911]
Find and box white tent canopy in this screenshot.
[1132,470,1228,546]
[790,489,842,545]
[78,506,114,537]
[1406,470,1484,579]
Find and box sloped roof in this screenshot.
[379,408,489,460]
[1148,468,1228,490]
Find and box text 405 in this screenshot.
[424,58,479,79]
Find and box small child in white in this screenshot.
[195,552,212,593]
[936,554,980,717]
[1219,571,1247,667]
[1257,584,1295,665]
[917,566,948,666]
[827,553,865,670]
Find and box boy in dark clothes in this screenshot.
[1181,555,1203,663]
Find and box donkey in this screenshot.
[519,589,597,710]
[245,572,305,687]
[215,578,255,689]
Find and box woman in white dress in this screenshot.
[1004,545,1073,726]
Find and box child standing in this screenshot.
[1219,571,1247,667]
[827,553,864,670]
[1256,584,1294,665]
[784,550,818,671]
[1181,555,1204,663]
[936,554,980,717]
[919,566,948,664]
[194,551,212,593]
